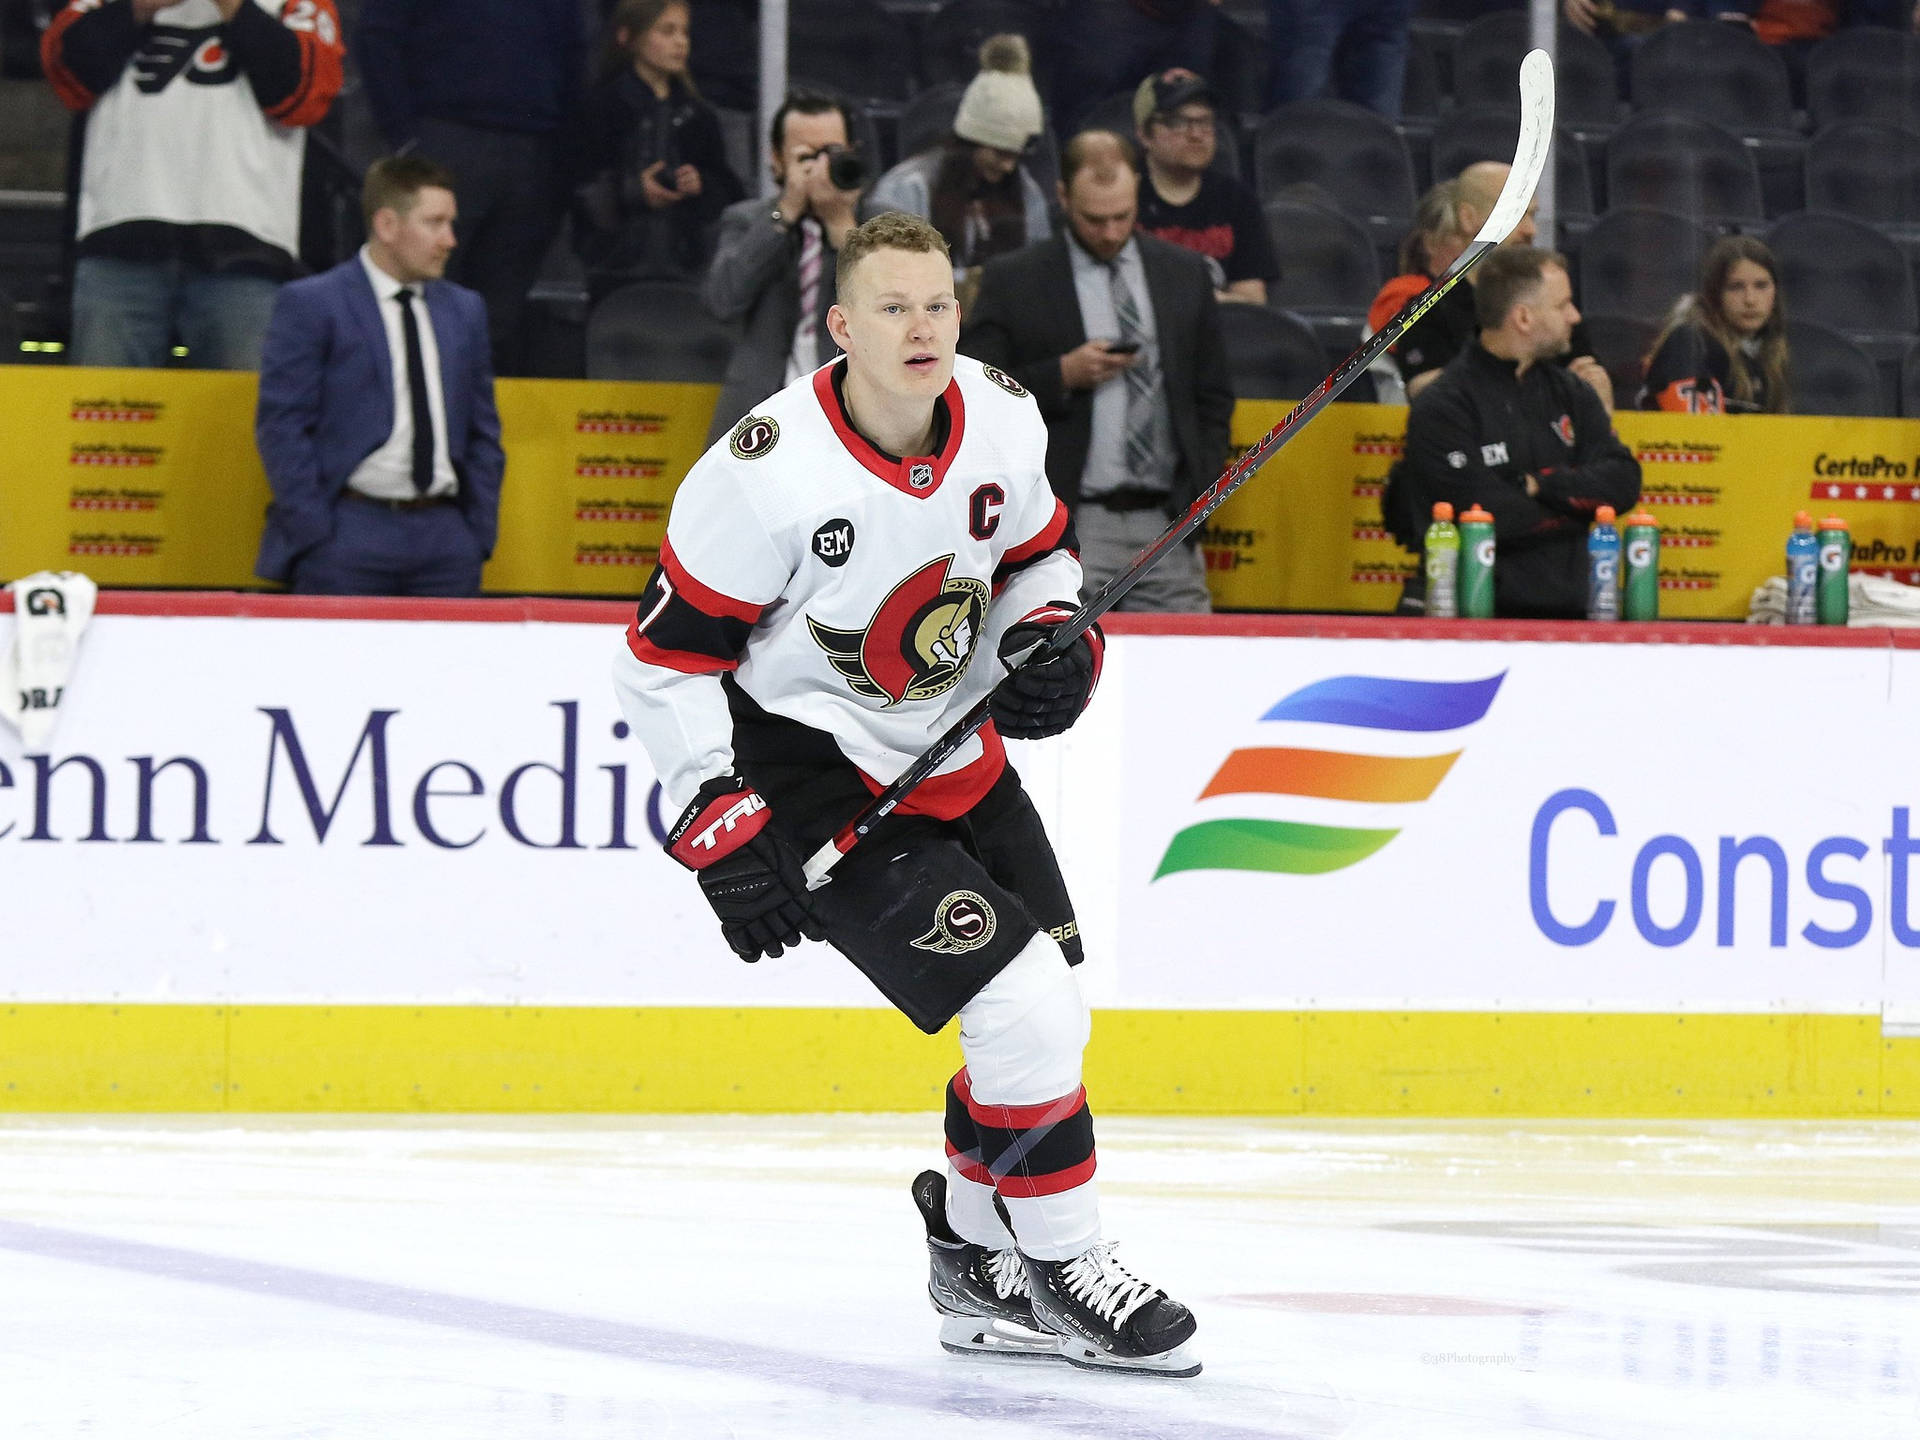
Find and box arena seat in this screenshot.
[1218,303,1329,401]
[1805,27,1920,132]
[1786,318,1890,417]
[585,282,736,385]
[1577,206,1715,321]
[1604,111,1763,229]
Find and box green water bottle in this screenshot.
[1457,503,1496,619]
[1424,501,1460,618]
[1816,515,1851,625]
[1623,508,1660,621]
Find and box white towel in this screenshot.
[0,571,99,748]
[1746,571,1920,627]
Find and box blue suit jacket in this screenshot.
[253,257,505,583]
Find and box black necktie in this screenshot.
[394,287,434,494]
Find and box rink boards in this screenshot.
[3,596,1919,1115]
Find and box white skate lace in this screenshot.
[1058,1243,1159,1329]
[986,1248,1031,1301]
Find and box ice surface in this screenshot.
[2,1115,1917,1439]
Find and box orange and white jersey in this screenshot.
[612,355,1084,816]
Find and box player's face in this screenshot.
[1719,258,1776,337]
[1524,263,1579,360]
[833,247,959,401]
[375,186,458,283]
[1062,169,1137,263]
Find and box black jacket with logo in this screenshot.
[1394,341,1642,618]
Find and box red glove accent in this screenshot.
[666,775,772,870]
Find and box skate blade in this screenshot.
[1057,1338,1203,1379]
[937,1314,1065,1361]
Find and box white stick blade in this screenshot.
[1471,48,1556,248]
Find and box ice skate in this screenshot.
[1020,1241,1201,1377]
[911,1170,1062,1360]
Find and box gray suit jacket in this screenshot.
[701,196,838,444]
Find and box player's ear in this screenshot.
[825,303,851,350]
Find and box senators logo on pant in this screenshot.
[910,890,998,954]
[808,554,989,706]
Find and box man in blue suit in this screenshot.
[254,155,505,595]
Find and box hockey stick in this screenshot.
[802,50,1555,890]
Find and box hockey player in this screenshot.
[611,211,1199,1376]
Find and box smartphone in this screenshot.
[1105,339,1141,355]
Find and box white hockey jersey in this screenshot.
[612,355,1085,817]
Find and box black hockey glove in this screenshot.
[988,610,1104,740]
[665,775,826,962]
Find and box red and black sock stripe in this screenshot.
[947,1067,1096,1199]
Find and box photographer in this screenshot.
[703,90,869,443]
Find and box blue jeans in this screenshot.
[1049,0,1220,137]
[1266,0,1413,119]
[70,256,281,370]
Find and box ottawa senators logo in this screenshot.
[808,554,989,705]
[1553,413,1575,447]
[910,890,998,954]
[982,364,1028,399]
[729,414,780,460]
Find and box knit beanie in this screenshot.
[952,35,1044,153]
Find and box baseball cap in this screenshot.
[1132,68,1218,131]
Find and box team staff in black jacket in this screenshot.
[1391,248,1641,619]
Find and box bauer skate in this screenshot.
[1020,1241,1201,1377]
[911,1170,1063,1360]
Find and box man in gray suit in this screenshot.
[962,131,1233,613]
[702,90,867,444]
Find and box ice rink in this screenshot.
[3,1114,1918,1439]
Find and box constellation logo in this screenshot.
[1152,672,1505,880]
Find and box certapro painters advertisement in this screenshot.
[2,610,1916,1026]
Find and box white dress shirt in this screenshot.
[348,246,459,500]
[1067,232,1172,498]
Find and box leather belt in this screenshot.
[346,490,455,512]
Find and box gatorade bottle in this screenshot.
[1623,508,1660,621]
[1817,515,1851,625]
[1424,502,1460,618]
[1785,511,1818,625]
[1457,504,1496,618]
[1587,505,1621,621]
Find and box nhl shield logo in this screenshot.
[808,554,989,705]
[911,890,998,954]
[908,462,935,490]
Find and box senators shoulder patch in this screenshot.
[729,414,780,460]
[981,365,1028,399]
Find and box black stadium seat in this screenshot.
[1629,21,1793,134]
[1261,197,1382,356]
[1577,206,1715,321]
[1254,99,1416,256]
[1806,28,1920,132]
[1580,311,1660,407]
[1901,335,1920,417]
[1787,319,1889,417]
[919,0,1050,89]
[1764,210,1919,338]
[790,0,919,103]
[1804,122,1920,237]
[896,84,966,160]
[1452,13,1619,131]
[1428,106,1595,220]
[1604,111,1763,229]
[1218,304,1329,401]
[585,282,736,384]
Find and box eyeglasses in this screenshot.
[1154,113,1215,135]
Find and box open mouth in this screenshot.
[906,353,939,373]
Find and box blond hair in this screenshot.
[836,210,953,295]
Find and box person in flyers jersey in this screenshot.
[41,0,344,370]
[610,211,1202,1377]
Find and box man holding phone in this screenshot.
[962,131,1232,611]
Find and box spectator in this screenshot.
[1266,0,1413,119]
[573,0,744,296]
[253,156,504,597]
[1367,179,1470,402]
[1386,247,1641,618]
[356,0,585,376]
[702,90,867,445]
[1563,2,1700,88]
[1132,68,1278,305]
[40,0,344,370]
[1049,0,1221,136]
[963,131,1233,613]
[862,34,1052,311]
[1640,235,1789,413]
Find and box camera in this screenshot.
[823,144,867,192]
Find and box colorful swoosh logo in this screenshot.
[1154,672,1505,880]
